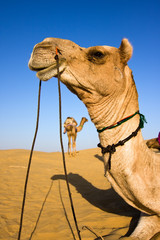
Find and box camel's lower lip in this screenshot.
[36,64,57,81]
[36,63,66,81]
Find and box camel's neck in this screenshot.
[76,118,87,132]
[79,118,86,126]
[84,73,141,146]
[85,80,149,175]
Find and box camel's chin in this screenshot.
[36,73,53,81]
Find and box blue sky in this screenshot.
[1,0,160,152]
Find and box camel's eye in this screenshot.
[93,51,104,58]
[87,48,106,64]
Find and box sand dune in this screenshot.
[0,148,145,240]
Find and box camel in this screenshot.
[63,116,88,155]
[146,132,160,151]
[29,37,160,239]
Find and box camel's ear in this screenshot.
[119,38,133,64]
[72,118,77,126]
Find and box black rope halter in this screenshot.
[98,125,140,171]
[97,112,147,171]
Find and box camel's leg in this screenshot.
[72,135,76,156]
[68,136,71,156]
[130,212,160,240]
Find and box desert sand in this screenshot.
[1,148,159,240]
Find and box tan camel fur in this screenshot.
[29,37,160,239]
[146,138,160,151]
[63,117,88,155]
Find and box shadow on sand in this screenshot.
[94,154,104,162]
[51,172,140,238]
[51,173,139,217]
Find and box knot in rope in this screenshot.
[98,143,116,155]
[106,144,116,154]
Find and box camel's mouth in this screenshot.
[36,65,57,81]
[29,62,66,81]
[28,51,67,80]
[30,64,56,81]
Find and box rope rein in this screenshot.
[18,80,42,240]
[55,49,82,240]
[18,50,81,240]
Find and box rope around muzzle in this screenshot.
[55,49,82,240]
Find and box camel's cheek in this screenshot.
[93,74,125,96]
[93,78,110,95]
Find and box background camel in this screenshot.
[146,132,160,151]
[29,37,160,239]
[63,117,88,156]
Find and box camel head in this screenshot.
[29,38,133,98]
[64,117,77,127]
[29,38,137,128]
